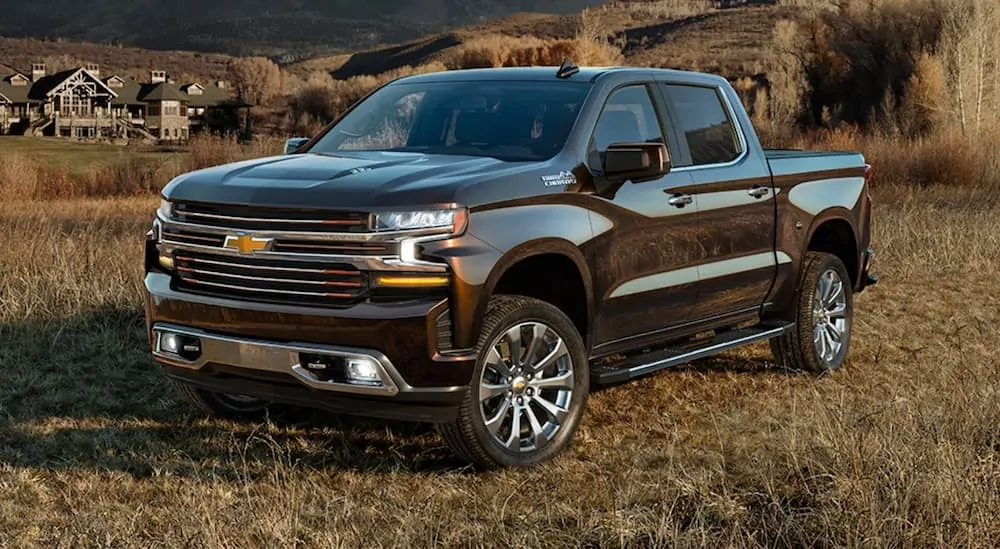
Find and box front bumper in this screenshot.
[144,272,475,421]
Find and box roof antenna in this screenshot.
[556,58,579,79]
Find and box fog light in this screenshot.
[346,358,382,385]
[157,331,202,361]
[161,333,181,354]
[158,254,175,270]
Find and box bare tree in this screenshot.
[939,0,1000,136]
[227,57,282,106]
[769,19,809,126]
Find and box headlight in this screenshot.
[374,208,467,233]
[158,198,173,220]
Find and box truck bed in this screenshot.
[764,149,866,178]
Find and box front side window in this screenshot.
[590,85,664,152]
[661,84,742,166]
[308,80,592,162]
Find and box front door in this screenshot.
[585,83,703,354]
[656,82,778,321]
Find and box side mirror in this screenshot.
[602,142,670,183]
[284,137,310,154]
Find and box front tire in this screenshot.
[771,251,855,374]
[172,380,270,419]
[437,296,590,469]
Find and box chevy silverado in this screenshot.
[144,61,877,469]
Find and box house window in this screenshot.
[60,88,93,117]
[149,105,161,116]
[162,101,180,116]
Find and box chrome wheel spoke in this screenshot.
[825,322,842,344]
[534,394,569,424]
[503,325,523,366]
[531,370,573,391]
[529,338,567,374]
[827,302,847,318]
[814,324,828,358]
[485,398,511,436]
[479,382,509,402]
[824,278,844,308]
[485,347,511,378]
[523,324,548,367]
[504,408,523,450]
[524,405,548,451]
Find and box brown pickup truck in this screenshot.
[143,62,877,469]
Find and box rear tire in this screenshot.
[172,380,270,419]
[437,296,590,469]
[771,251,854,374]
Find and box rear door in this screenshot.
[654,81,779,321]
[586,83,703,353]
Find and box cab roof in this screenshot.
[392,65,725,86]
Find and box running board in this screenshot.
[593,322,795,385]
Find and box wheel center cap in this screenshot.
[511,376,528,394]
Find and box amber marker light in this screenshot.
[375,275,450,287]
[158,254,176,270]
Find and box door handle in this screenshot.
[748,186,771,198]
[667,194,693,207]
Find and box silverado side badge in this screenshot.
[541,171,576,187]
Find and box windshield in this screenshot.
[308,80,592,162]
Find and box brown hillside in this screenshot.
[0,37,235,83]
[286,3,806,80]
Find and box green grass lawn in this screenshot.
[0,136,181,175]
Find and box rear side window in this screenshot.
[661,84,742,166]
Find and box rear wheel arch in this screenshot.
[804,214,860,288]
[477,240,595,349]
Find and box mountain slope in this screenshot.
[0,0,604,59]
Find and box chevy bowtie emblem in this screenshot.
[223,234,274,254]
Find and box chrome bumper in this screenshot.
[151,323,465,398]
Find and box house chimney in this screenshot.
[31,63,46,81]
[150,70,167,84]
[85,63,100,77]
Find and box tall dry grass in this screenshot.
[1,179,999,547]
[2,123,1000,545]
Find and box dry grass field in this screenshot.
[2,134,1000,547]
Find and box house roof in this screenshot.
[140,82,189,102]
[0,63,245,108]
[27,68,118,100]
[107,76,244,108]
[0,90,10,104]
[0,79,30,103]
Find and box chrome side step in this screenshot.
[593,322,795,385]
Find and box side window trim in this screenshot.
[658,81,749,172]
[649,83,692,168]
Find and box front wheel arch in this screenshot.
[472,239,596,349]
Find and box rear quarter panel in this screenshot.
[764,150,871,317]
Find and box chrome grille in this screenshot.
[174,252,367,307]
[173,201,371,233]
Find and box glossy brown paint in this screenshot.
[761,165,870,320]
[143,66,875,422]
[144,272,475,387]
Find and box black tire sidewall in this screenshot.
[466,299,590,468]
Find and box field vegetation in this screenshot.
[4,0,1000,547]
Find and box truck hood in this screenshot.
[162,151,540,209]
